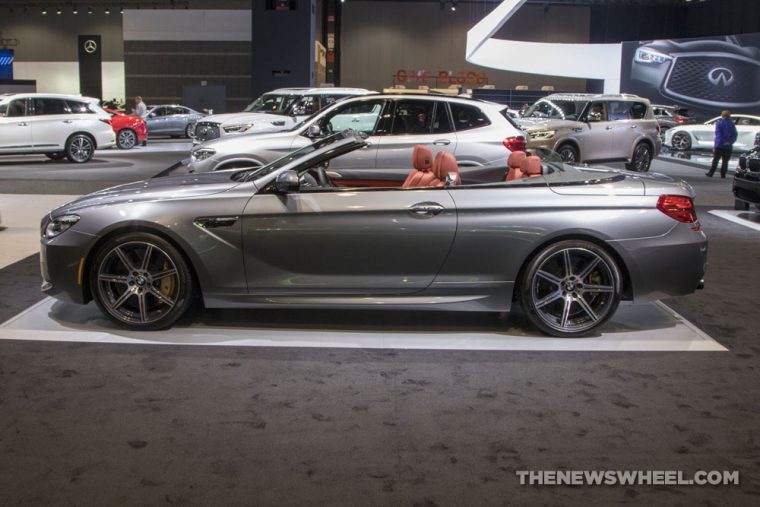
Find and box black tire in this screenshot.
[625,142,652,172]
[45,152,65,161]
[116,128,138,150]
[89,232,195,330]
[670,131,692,151]
[64,133,95,163]
[556,143,579,164]
[519,239,622,337]
[735,199,750,211]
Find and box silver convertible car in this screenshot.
[40,131,707,337]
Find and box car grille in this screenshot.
[194,121,220,142]
[664,56,760,106]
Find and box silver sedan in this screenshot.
[40,131,707,337]
[144,104,204,138]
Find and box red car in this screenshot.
[104,108,147,150]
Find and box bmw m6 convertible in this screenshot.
[40,131,707,337]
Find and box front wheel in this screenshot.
[670,131,692,151]
[556,143,579,164]
[90,232,195,330]
[519,240,622,337]
[625,142,652,172]
[116,128,137,150]
[185,124,194,139]
[65,134,95,163]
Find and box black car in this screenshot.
[652,105,697,132]
[733,133,760,210]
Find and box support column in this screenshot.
[250,0,316,98]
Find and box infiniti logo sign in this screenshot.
[707,67,735,87]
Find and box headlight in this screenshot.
[529,130,556,141]
[43,214,80,239]
[191,148,216,161]
[634,47,672,64]
[223,123,254,133]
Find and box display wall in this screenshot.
[340,1,591,93]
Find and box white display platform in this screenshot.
[709,209,760,232]
[0,298,726,352]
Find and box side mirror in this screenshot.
[275,170,300,193]
[587,111,602,123]
[149,113,156,118]
[306,123,321,138]
[291,106,305,116]
[445,172,458,187]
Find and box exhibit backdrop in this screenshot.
[621,33,760,121]
[0,49,13,79]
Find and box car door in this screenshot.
[28,98,72,151]
[171,106,191,135]
[145,107,168,134]
[607,100,645,159]
[307,98,386,183]
[372,99,457,184]
[575,101,614,161]
[0,99,32,151]
[241,186,457,295]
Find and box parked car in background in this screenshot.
[191,87,374,143]
[144,104,204,138]
[189,93,526,184]
[519,93,661,171]
[665,114,760,151]
[0,93,114,163]
[653,105,697,132]
[733,133,760,211]
[104,108,147,150]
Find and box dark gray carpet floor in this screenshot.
[0,165,759,505]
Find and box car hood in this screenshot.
[519,118,581,130]
[197,129,298,151]
[51,172,242,216]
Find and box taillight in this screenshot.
[657,195,699,230]
[675,117,686,123]
[503,135,526,152]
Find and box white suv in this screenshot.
[192,87,374,144]
[0,93,115,163]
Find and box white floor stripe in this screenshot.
[0,194,79,269]
[709,209,760,232]
[0,298,726,352]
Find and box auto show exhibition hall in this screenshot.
[1,0,760,505]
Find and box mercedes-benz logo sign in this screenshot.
[708,67,735,87]
[84,40,98,54]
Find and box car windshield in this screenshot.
[243,94,300,115]
[524,99,588,121]
[233,132,349,182]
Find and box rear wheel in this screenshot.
[65,134,95,163]
[519,240,622,337]
[185,124,194,138]
[45,152,65,161]
[671,131,692,151]
[116,128,137,150]
[556,143,579,164]
[90,232,195,330]
[625,142,652,172]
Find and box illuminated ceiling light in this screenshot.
[73,5,79,14]
[41,7,48,14]
[105,6,111,14]
[120,5,124,14]
[88,6,93,14]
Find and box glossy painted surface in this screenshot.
[664,115,760,151]
[41,135,707,317]
[104,108,148,144]
[144,105,204,137]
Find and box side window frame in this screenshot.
[432,101,454,135]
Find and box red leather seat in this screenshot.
[432,151,460,187]
[505,151,527,181]
[521,156,542,178]
[402,145,434,188]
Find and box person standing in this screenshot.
[707,110,738,178]
[133,96,147,118]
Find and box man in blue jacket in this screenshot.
[707,110,738,178]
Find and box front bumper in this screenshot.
[733,170,760,206]
[40,230,96,304]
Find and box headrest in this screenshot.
[433,151,459,181]
[413,144,433,171]
[521,156,542,176]
[508,151,527,170]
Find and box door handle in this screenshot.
[630,125,638,129]
[62,120,73,124]
[325,170,342,178]
[408,202,445,217]
[433,139,451,146]
[17,122,28,126]
[605,126,613,130]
